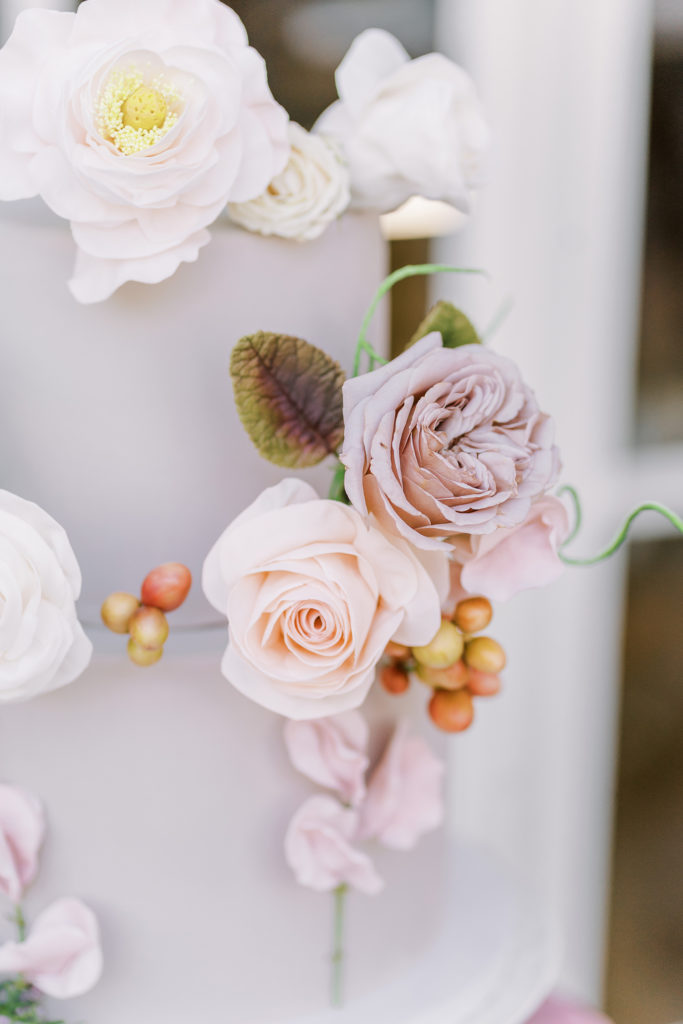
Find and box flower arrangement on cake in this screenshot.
[0,0,680,1020]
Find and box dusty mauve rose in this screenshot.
[228,122,350,241]
[358,722,444,850]
[284,795,383,894]
[0,785,45,904]
[0,490,92,704]
[342,335,561,553]
[0,898,102,999]
[202,478,443,719]
[284,712,369,807]
[450,496,571,602]
[315,29,489,214]
[0,0,290,302]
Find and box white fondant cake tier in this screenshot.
[0,202,387,626]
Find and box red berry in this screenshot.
[141,563,192,612]
[428,689,475,733]
[453,596,493,634]
[468,669,502,697]
[380,663,411,695]
[416,660,469,691]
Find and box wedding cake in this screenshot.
[0,2,583,1022]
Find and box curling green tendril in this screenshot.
[559,487,683,566]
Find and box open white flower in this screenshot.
[315,29,489,214]
[228,122,350,242]
[0,0,290,302]
[0,491,92,704]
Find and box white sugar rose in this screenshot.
[0,491,92,704]
[228,122,350,242]
[202,478,444,720]
[315,29,489,214]
[0,0,290,303]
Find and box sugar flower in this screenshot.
[0,0,289,302]
[315,29,489,214]
[342,335,561,553]
[285,795,383,894]
[284,712,369,807]
[0,898,102,999]
[0,490,92,704]
[358,722,444,849]
[228,122,350,242]
[202,478,443,719]
[0,785,45,904]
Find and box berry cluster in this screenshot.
[379,597,506,733]
[101,563,192,666]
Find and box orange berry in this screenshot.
[141,563,192,613]
[464,636,506,674]
[129,606,169,650]
[380,663,411,695]
[428,689,475,733]
[453,596,493,634]
[385,641,411,660]
[416,660,469,691]
[101,592,140,634]
[412,619,464,668]
[467,668,502,697]
[127,638,163,667]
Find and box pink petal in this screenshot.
[284,713,370,806]
[527,996,613,1024]
[0,785,45,904]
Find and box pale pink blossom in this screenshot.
[0,0,290,302]
[450,496,571,602]
[527,996,612,1024]
[358,723,444,849]
[342,335,561,554]
[285,795,383,894]
[0,785,45,904]
[0,898,102,998]
[202,478,443,719]
[284,713,370,807]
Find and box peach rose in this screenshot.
[202,478,444,719]
[342,335,561,553]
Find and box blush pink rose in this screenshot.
[284,795,383,894]
[450,496,571,602]
[0,785,45,904]
[0,0,289,302]
[358,722,444,849]
[342,335,561,553]
[284,712,369,807]
[0,898,102,998]
[202,478,444,720]
[527,996,613,1024]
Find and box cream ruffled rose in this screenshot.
[228,122,350,242]
[202,478,445,719]
[341,335,561,553]
[315,29,489,214]
[0,491,92,704]
[0,0,289,302]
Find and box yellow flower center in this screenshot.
[97,69,181,156]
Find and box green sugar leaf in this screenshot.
[408,301,481,350]
[231,333,346,468]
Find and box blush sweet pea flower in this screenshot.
[284,795,383,894]
[315,29,489,214]
[202,478,444,719]
[0,785,45,904]
[342,335,561,554]
[0,0,289,302]
[284,712,370,808]
[0,898,102,999]
[0,490,92,704]
[358,722,444,849]
[450,496,571,602]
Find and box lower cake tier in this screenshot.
[0,636,557,1024]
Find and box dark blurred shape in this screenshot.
[606,537,683,1024]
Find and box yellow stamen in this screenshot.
[97,69,180,156]
[122,86,168,132]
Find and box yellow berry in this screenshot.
[416,660,469,691]
[428,689,475,733]
[127,638,163,667]
[453,596,493,634]
[380,664,410,695]
[412,619,464,669]
[122,87,167,132]
[129,606,169,650]
[464,636,506,674]
[101,592,140,634]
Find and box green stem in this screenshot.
[352,263,486,377]
[328,460,347,503]
[560,496,683,566]
[331,884,347,1009]
[14,905,26,943]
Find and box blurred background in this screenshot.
[218,2,682,1022]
